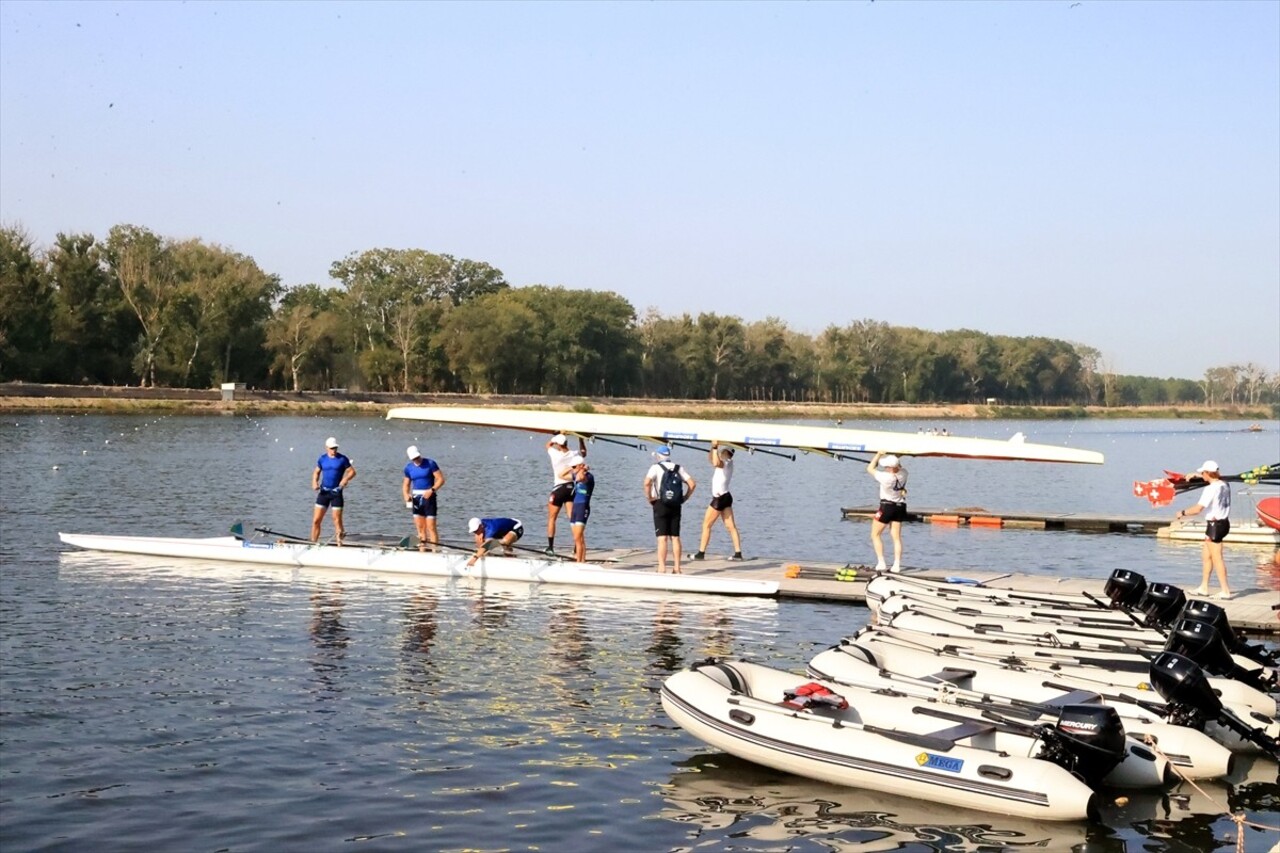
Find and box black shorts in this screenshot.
[1204,519,1230,543]
[548,483,574,507]
[710,493,733,511]
[410,494,438,518]
[315,488,345,509]
[652,502,681,537]
[875,501,907,523]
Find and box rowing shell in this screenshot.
[57,533,779,597]
[385,406,1104,465]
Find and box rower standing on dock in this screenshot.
[311,437,355,544]
[644,446,696,574]
[867,450,907,572]
[403,445,446,551]
[569,456,594,563]
[1176,460,1233,599]
[693,441,743,561]
[545,433,586,557]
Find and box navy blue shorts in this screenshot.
[571,502,591,525]
[411,494,438,518]
[548,483,574,507]
[316,488,345,509]
[1205,519,1230,543]
[652,502,681,537]
[710,493,734,511]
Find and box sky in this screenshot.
[1,1,1277,381]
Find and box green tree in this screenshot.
[0,226,55,381]
[48,232,137,384]
[105,224,177,387]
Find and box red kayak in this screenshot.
[1257,496,1280,531]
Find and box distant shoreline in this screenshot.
[1,382,1272,421]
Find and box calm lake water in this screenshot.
[2,413,1277,852]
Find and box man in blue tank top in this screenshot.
[465,516,524,566]
[402,446,446,551]
[311,437,356,543]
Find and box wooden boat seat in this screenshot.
[926,720,998,743]
[927,668,976,685]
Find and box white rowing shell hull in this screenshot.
[660,660,1101,821]
[57,533,778,597]
[385,406,1104,465]
[807,642,1234,776]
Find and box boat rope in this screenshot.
[1137,734,1279,849]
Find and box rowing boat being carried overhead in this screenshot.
[57,532,779,597]
[385,406,1105,465]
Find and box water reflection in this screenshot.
[648,600,684,674]
[309,583,348,697]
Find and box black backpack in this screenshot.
[658,463,685,507]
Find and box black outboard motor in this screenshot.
[1137,583,1186,630]
[1149,652,1279,757]
[1103,569,1148,610]
[1182,599,1280,668]
[1163,618,1235,676]
[1037,704,1127,786]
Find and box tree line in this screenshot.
[2,224,1276,408]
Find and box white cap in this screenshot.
[879,455,900,468]
[467,517,482,533]
[566,454,584,467]
[1197,460,1220,473]
[325,437,339,448]
[406,445,420,459]
[551,433,568,445]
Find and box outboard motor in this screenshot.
[1037,704,1127,786]
[1182,599,1280,668]
[1103,569,1148,610]
[1137,583,1186,630]
[1150,652,1279,757]
[1163,618,1234,676]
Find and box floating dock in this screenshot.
[840,505,1168,533]
[593,548,1280,637]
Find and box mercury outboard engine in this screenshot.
[1036,704,1127,785]
[1149,652,1279,757]
[1163,618,1274,693]
[1182,599,1280,668]
[1103,569,1148,610]
[1137,583,1186,630]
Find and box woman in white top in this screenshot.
[867,450,908,572]
[1175,460,1232,599]
[694,441,743,560]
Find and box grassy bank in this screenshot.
[0,384,1272,421]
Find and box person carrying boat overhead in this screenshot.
[568,456,594,563]
[403,445,446,552]
[1175,460,1233,599]
[693,441,743,561]
[644,446,696,574]
[545,432,587,557]
[466,516,524,566]
[311,437,356,544]
[867,450,907,572]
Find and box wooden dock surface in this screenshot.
[840,505,1170,533]
[593,548,1280,637]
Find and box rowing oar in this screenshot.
[663,438,797,462]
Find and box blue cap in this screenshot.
[656,445,671,457]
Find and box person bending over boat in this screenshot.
[312,437,356,544]
[545,433,587,557]
[569,456,594,563]
[403,445,446,552]
[1176,460,1233,599]
[466,517,524,566]
[867,450,907,572]
[694,442,743,561]
[644,446,696,574]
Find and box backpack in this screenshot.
[658,463,685,507]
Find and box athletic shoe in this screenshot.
[890,563,902,573]
[692,552,705,560]
[543,547,557,558]
[874,561,887,572]
[728,552,743,561]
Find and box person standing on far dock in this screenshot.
[867,450,907,572]
[693,441,743,561]
[644,446,696,574]
[1176,460,1233,599]
[545,433,586,557]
